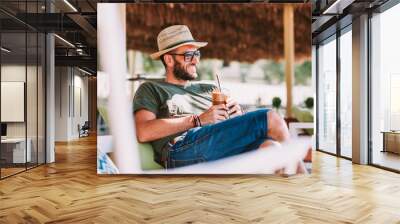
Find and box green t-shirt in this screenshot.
[133,80,216,162]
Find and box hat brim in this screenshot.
[150,41,208,60]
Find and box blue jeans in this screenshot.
[165,109,269,168]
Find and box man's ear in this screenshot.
[164,54,174,67]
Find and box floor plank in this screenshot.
[1,135,400,223]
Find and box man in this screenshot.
[133,25,290,168]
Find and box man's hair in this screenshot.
[160,54,167,67]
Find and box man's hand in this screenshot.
[226,98,243,117]
[199,104,229,125]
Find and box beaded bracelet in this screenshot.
[195,115,202,127]
[192,115,202,127]
[191,115,197,127]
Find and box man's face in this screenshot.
[168,45,200,81]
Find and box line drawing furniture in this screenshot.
[289,122,314,138]
[1,138,32,164]
[381,131,400,154]
[79,121,90,138]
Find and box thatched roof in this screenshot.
[126,3,311,62]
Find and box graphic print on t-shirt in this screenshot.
[166,94,194,117]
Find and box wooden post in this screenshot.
[127,49,135,100]
[98,3,140,173]
[284,4,294,118]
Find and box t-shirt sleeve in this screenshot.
[133,82,160,115]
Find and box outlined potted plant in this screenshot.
[304,97,314,110]
[272,97,282,114]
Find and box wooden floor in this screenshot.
[1,135,400,223]
[1,167,26,178]
[1,163,44,178]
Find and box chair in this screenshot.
[97,106,163,170]
[97,135,163,172]
[79,121,90,138]
[287,107,314,164]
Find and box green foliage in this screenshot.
[260,60,311,85]
[143,54,164,74]
[261,61,284,84]
[304,97,314,109]
[272,97,282,109]
[295,61,311,85]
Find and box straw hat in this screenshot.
[150,25,208,60]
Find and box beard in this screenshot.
[173,61,197,81]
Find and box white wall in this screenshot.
[1,65,37,138]
[1,64,46,164]
[71,73,89,138]
[55,67,89,141]
[55,66,70,141]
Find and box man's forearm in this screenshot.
[135,116,194,143]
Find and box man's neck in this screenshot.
[165,72,189,86]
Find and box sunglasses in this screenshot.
[169,50,201,62]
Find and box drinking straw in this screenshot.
[216,73,230,117]
[216,74,222,92]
